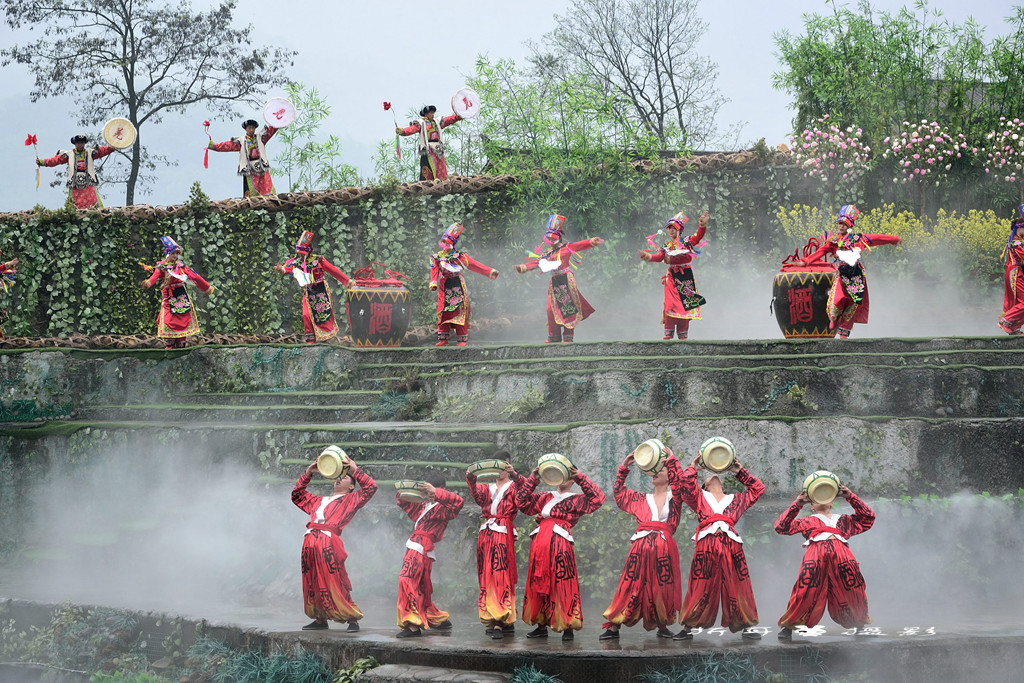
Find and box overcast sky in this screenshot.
[0,0,1015,212]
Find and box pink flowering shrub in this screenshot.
[982,118,1024,198]
[880,119,965,186]
[789,114,871,186]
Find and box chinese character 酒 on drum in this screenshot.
[788,287,814,324]
[369,302,392,335]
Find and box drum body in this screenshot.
[632,438,668,476]
[698,436,735,473]
[316,445,351,480]
[803,470,840,505]
[538,453,572,486]
[395,480,427,501]
[773,266,838,339]
[346,280,411,348]
[468,458,506,482]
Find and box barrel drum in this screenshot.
[772,266,837,339]
[346,279,411,348]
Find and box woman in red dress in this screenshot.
[514,214,605,343]
[207,119,278,197]
[466,451,522,639]
[795,205,900,338]
[273,231,351,344]
[516,461,605,641]
[600,450,686,639]
[774,484,875,639]
[141,237,214,349]
[999,205,1024,335]
[292,460,377,631]
[676,454,764,640]
[429,223,499,346]
[639,211,708,340]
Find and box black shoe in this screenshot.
[673,628,693,641]
[657,627,674,638]
[435,619,453,631]
[741,628,762,640]
[346,621,360,633]
[485,627,493,635]
[599,628,619,641]
[527,626,549,638]
[302,619,328,630]
[777,627,793,640]
[396,626,422,638]
[492,626,505,640]
[562,630,574,642]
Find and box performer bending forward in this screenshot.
[429,223,499,346]
[795,205,900,338]
[466,451,522,639]
[514,214,605,343]
[208,119,278,197]
[516,463,604,641]
[600,450,685,639]
[639,211,708,340]
[676,454,764,640]
[999,205,1024,335]
[774,484,875,639]
[292,460,377,631]
[141,237,214,349]
[396,476,465,638]
[274,231,351,344]
[37,134,115,209]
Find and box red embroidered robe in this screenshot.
[39,146,116,209]
[430,251,497,328]
[516,239,600,332]
[467,473,522,626]
[143,261,212,339]
[208,126,278,196]
[803,233,900,329]
[280,256,351,342]
[398,114,461,180]
[641,223,706,323]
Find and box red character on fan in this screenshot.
[638,210,709,340]
[466,451,522,639]
[0,252,19,339]
[516,461,605,641]
[774,484,875,639]
[429,223,499,347]
[395,475,465,638]
[794,205,900,338]
[36,134,116,209]
[999,205,1024,335]
[273,231,351,344]
[207,119,278,197]
[396,105,461,180]
[292,460,377,631]
[514,214,605,343]
[600,450,686,640]
[141,237,215,349]
[675,454,765,641]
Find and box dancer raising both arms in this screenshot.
[638,210,709,340]
[396,105,462,181]
[37,134,116,209]
[273,231,351,344]
[429,223,499,347]
[292,460,377,631]
[514,214,605,343]
[774,483,875,639]
[466,451,522,639]
[207,119,278,197]
[395,475,465,638]
[600,449,686,640]
[141,237,214,350]
[516,459,605,641]
[676,453,764,641]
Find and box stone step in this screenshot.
[77,404,370,423]
[360,664,509,683]
[171,390,380,407]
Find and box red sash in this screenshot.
[409,532,435,554]
[529,518,566,596]
[485,514,518,585]
[695,513,736,536]
[306,521,340,535]
[636,521,679,574]
[811,525,847,541]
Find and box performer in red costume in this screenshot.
[466,451,522,639]
[0,252,18,339]
[774,484,875,639]
[208,119,278,197]
[675,454,765,640]
[999,205,1024,335]
[273,231,351,344]
[396,475,465,638]
[639,210,709,340]
[429,223,499,346]
[600,450,686,640]
[141,237,214,349]
[37,134,116,209]
[292,459,378,631]
[396,105,461,180]
[514,214,605,343]
[794,205,900,338]
[516,461,605,641]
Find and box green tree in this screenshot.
[0,0,294,205]
[274,83,360,192]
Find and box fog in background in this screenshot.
[2,437,1022,636]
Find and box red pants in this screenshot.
[664,317,691,339]
[522,529,583,632]
[680,532,758,631]
[476,529,518,626]
[603,532,681,630]
[1003,277,1024,329]
[546,308,576,342]
[301,531,363,623]
[438,322,468,335]
[396,548,449,629]
[777,539,869,629]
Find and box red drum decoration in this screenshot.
[773,235,838,339]
[345,262,411,348]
